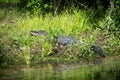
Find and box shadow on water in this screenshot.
[0,56,120,80]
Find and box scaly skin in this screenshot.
[30,30,50,42]
[30,31,105,57]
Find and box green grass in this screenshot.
[0,7,119,66]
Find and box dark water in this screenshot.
[0,57,120,80]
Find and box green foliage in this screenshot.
[22,45,31,65]
[19,0,53,14]
[97,0,120,39]
[111,0,120,38]
[26,0,42,14]
[96,0,104,17]
[0,6,120,66]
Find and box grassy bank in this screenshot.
[0,7,120,66]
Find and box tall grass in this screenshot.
[0,7,119,66]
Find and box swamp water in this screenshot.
[0,56,120,80]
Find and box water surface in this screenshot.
[0,57,120,80]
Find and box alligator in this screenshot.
[54,34,105,58]
[91,45,105,58]
[30,30,105,58]
[30,30,50,42]
[57,34,79,45]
